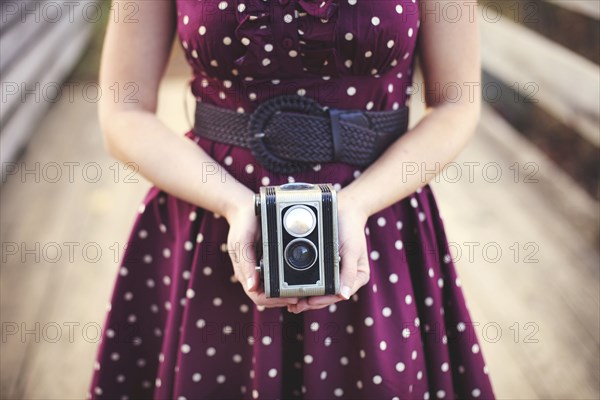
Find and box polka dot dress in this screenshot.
[88,1,495,399]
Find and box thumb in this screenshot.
[354,248,370,290]
[240,235,259,292]
[339,248,359,300]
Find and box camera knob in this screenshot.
[254,194,261,216]
[256,260,264,282]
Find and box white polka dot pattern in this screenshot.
[174,0,421,112]
[88,1,494,400]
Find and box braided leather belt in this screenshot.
[192,94,409,174]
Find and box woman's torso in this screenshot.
[175,0,421,113]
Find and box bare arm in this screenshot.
[290,0,481,312]
[99,0,252,218]
[340,0,481,214]
[99,1,295,306]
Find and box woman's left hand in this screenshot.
[287,189,371,313]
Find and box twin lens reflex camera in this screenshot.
[254,183,340,298]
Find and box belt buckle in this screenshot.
[247,95,326,174]
[327,108,370,162]
[247,94,375,173]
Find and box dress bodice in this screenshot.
[175,0,420,113]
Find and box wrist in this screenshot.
[337,187,370,221]
[223,185,255,222]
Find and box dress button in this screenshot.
[278,0,289,5]
[282,37,294,49]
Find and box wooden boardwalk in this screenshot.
[1,48,599,400]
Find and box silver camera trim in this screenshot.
[277,199,325,297]
[283,205,317,237]
[284,238,318,271]
[258,183,340,298]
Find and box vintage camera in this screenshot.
[254,183,340,298]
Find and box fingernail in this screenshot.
[341,285,351,300]
[247,277,255,291]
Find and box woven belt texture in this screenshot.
[193,94,409,174]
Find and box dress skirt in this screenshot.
[88,132,495,400]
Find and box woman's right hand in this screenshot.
[225,190,300,308]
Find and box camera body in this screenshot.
[254,183,340,298]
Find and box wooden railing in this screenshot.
[546,0,600,19]
[0,0,96,166]
[481,17,599,147]
[478,0,599,201]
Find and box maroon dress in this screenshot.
[89,0,495,399]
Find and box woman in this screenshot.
[89,0,495,399]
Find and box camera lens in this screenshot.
[285,239,317,270]
[284,206,316,237]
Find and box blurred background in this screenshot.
[0,0,598,399]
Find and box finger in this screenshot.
[353,250,371,291]
[260,299,299,308]
[289,302,332,313]
[291,297,341,313]
[307,295,341,307]
[251,292,299,308]
[353,269,370,292]
[288,298,310,314]
[252,297,295,308]
[339,249,359,300]
[261,301,297,308]
[337,251,371,302]
[237,235,259,292]
[303,302,335,311]
[227,249,245,288]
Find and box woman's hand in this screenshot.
[287,189,370,313]
[225,190,300,308]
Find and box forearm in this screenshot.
[341,101,480,216]
[102,109,253,218]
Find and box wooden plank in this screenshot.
[432,104,599,399]
[0,61,188,399]
[480,18,600,148]
[0,15,92,166]
[0,0,38,34]
[546,0,600,19]
[19,77,195,400]
[0,2,49,72]
[410,62,599,398]
[1,2,89,124]
[0,93,149,399]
